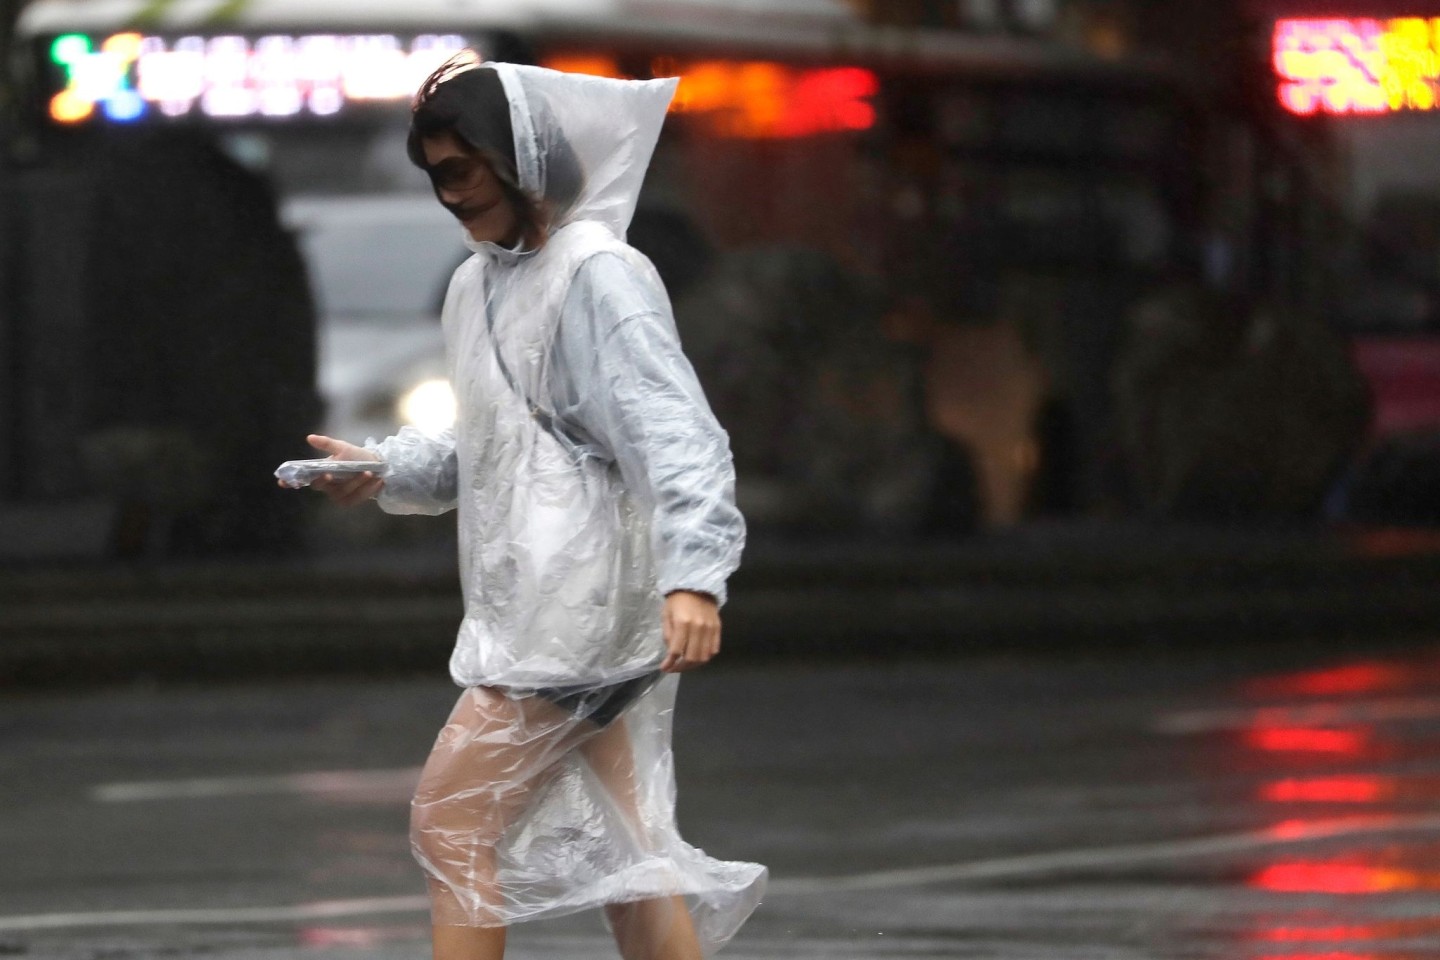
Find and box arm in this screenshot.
[555,254,745,669]
[366,425,459,516]
[293,430,458,515]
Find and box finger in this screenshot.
[685,623,717,668]
[662,633,687,672]
[317,472,371,504]
[663,628,693,674]
[675,616,719,671]
[660,601,680,671]
[337,477,384,507]
[335,475,384,507]
[307,434,342,456]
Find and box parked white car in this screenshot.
[282,193,464,447]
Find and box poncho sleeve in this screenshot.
[552,252,744,604]
[366,426,459,516]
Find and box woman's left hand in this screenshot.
[661,590,721,673]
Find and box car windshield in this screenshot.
[284,195,467,318]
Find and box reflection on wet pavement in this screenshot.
[1217,655,1440,959]
[5,651,1440,957]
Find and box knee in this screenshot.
[409,785,508,867]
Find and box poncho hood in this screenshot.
[488,62,679,240]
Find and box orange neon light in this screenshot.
[1274,17,1440,115]
[542,54,621,78]
[540,54,877,138]
[50,88,95,123]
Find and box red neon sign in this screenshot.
[1274,17,1440,116]
[542,54,877,139]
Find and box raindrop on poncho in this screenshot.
[366,62,766,951]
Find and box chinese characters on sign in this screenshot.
[1274,17,1440,116]
[49,32,469,123]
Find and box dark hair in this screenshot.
[408,53,585,246]
[408,54,542,244]
[408,54,518,185]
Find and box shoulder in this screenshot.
[447,253,485,290]
[567,249,670,333]
[536,219,657,297]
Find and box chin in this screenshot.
[465,222,511,245]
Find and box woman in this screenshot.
[294,56,765,960]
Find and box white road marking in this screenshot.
[0,896,431,932]
[92,768,421,802]
[1155,696,1440,734]
[6,814,1440,932]
[768,812,1440,894]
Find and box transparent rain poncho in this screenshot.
[366,62,765,951]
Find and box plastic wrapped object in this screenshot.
[366,60,764,951]
[274,458,388,488]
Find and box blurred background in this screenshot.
[9,5,1440,959]
[2,0,1440,657]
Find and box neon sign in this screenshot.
[542,54,878,139]
[1274,17,1440,115]
[48,32,468,124]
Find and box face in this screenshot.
[421,131,521,246]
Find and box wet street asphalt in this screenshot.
[4,638,1440,959]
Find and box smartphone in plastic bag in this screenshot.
[275,458,389,489]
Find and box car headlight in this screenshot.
[398,379,457,434]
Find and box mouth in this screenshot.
[456,197,500,224]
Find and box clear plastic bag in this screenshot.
[274,458,389,488]
[413,677,766,950]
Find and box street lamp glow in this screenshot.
[399,379,456,435]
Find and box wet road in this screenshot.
[4,640,1440,959]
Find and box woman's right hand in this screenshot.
[298,434,385,507]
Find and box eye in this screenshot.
[429,158,482,190]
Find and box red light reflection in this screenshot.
[1259,924,1382,941]
[298,925,424,947]
[1289,664,1411,697]
[1233,651,1440,960]
[1252,861,1418,894]
[1261,776,1392,803]
[1258,916,1440,944]
[1246,726,1371,755]
[1248,662,1411,699]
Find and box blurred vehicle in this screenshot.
[1333,191,1440,526]
[281,194,463,445]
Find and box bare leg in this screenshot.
[582,720,705,960]
[414,686,597,960]
[604,897,704,960]
[430,924,506,960]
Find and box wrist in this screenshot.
[666,588,717,604]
